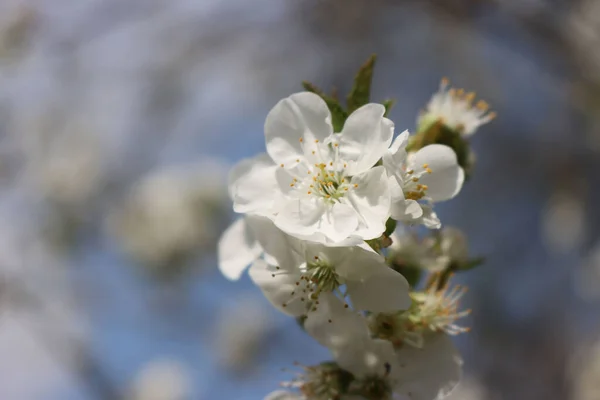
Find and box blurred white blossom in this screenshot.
[418,78,496,137]
[109,160,229,270]
[214,295,274,373]
[129,358,191,400]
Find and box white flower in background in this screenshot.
[214,294,274,373]
[571,337,600,400]
[418,78,496,136]
[383,130,464,228]
[129,358,191,400]
[265,391,304,400]
[429,227,470,271]
[388,230,441,271]
[389,227,471,273]
[228,216,410,314]
[302,296,462,400]
[32,126,107,208]
[229,92,393,244]
[109,160,229,269]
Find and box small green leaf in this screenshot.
[302,81,348,132]
[384,218,397,237]
[459,256,485,271]
[382,99,395,117]
[346,54,377,113]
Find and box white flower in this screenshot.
[419,78,496,136]
[306,296,462,400]
[243,217,410,315]
[383,131,464,229]
[229,92,394,244]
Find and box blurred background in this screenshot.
[1,0,600,399]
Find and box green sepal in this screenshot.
[382,99,395,117]
[302,81,348,132]
[384,218,397,237]
[458,256,485,271]
[346,54,377,113]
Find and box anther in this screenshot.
[354,184,358,188]
[315,139,319,143]
[426,168,432,174]
[280,164,284,167]
[422,163,429,168]
[299,138,303,142]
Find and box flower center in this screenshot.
[402,163,432,201]
[282,138,359,204]
[306,257,341,293]
[271,255,348,315]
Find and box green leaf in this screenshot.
[302,81,348,132]
[346,54,377,113]
[382,99,395,117]
[459,256,485,271]
[384,218,397,237]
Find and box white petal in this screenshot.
[265,92,333,166]
[347,166,391,240]
[333,337,397,379]
[312,244,386,282]
[245,215,300,270]
[218,218,262,281]
[304,293,369,350]
[249,259,305,316]
[347,265,411,312]
[382,130,409,178]
[412,144,464,202]
[389,130,410,154]
[393,334,463,400]
[318,202,359,243]
[229,153,279,215]
[339,104,394,175]
[274,197,325,238]
[264,391,303,400]
[419,205,441,229]
[390,198,423,222]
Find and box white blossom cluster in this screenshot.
[218,80,493,399]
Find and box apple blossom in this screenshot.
[229,92,394,244]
